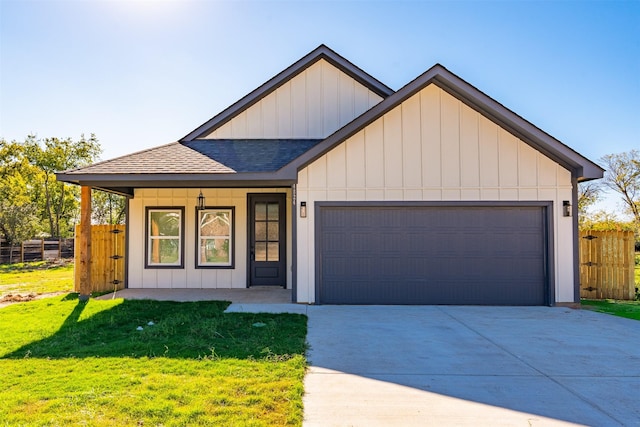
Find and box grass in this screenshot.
[581,299,640,321]
[0,294,307,426]
[0,260,74,296]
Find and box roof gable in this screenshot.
[56,47,603,194]
[281,64,603,182]
[181,45,394,141]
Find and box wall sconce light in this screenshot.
[563,200,571,217]
[300,202,307,218]
[197,190,206,210]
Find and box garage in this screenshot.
[316,203,551,305]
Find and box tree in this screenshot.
[24,134,101,237]
[577,181,602,227]
[92,190,126,225]
[600,150,640,226]
[579,210,636,232]
[0,140,41,261]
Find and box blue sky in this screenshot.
[1,0,638,211]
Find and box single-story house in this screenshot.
[57,45,603,306]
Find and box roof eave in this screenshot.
[429,69,604,181]
[55,170,297,193]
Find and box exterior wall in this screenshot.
[202,59,383,139]
[128,188,292,289]
[296,85,574,304]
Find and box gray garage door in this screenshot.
[316,204,549,305]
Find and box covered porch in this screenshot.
[94,287,308,314]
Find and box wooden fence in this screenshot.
[0,238,74,264]
[74,225,126,293]
[579,230,636,300]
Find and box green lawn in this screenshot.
[581,299,640,321]
[0,295,307,426]
[0,261,74,296]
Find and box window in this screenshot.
[197,207,234,268]
[145,207,184,268]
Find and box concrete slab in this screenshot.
[303,306,640,426]
[95,287,292,304]
[224,303,310,314]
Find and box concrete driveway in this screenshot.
[302,306,640,426]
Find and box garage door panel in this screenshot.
[317,205,548,305]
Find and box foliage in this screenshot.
[23,134,102,237]
[0,140,42,246]
[0,135,102,240]
[0,261,74,296]
[578,210,636,231]
[581,299,640,320]
[0,296,307,426]
[600,150,640,226]
[91,190,126,225]
[577,181,602,226]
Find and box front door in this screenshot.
[248,194,286,287]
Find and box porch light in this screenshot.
[197,191,206,210]
[563,200,571,217]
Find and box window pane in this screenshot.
[267,222,279,241]
[158,239,179,263]
[255,202,267,220]
[200,211,230,236]
[151,211,180,236]
[267,203,279,220]
[201,238,230,264]
[255,222,267,240]
[267,242,279,261]
[255,242,267,261]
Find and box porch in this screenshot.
[94,287,308,314]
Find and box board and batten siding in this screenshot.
[296,84,575,304]
[202,59,384,139]
[128,188,292,289]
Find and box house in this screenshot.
[57,45,603,306]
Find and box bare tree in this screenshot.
[577,181,602,226]
[600,150,640,226]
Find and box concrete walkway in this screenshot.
[95,287,293,303]
[303,306,640,426]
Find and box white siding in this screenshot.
[203,59,384,139]
[127,188,291,289]
[296,85,575,304]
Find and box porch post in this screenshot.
[78,185,92,301]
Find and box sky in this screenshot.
[0,0,638,213]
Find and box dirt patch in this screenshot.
[1,293,38,303]
[0,292,70,309]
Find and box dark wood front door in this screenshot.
[248,194,286,287]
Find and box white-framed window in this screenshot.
[197,207,234,268]
[145,207,184,268]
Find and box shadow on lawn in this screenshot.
[2,294,307,360]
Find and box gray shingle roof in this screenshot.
[63,139,322,175]
[183,139,322,172]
